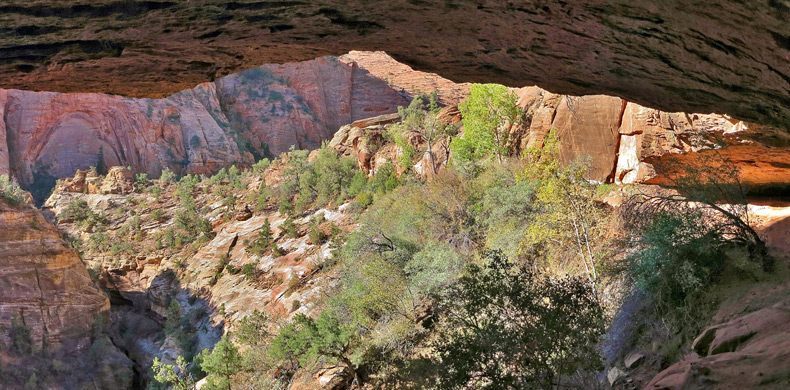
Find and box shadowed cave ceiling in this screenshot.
[0,0,788,130]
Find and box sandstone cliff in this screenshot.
[328,83,790,186]
[0,54,408,201]
[0,199,110,350]
[4,51,789,203]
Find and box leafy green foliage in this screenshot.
[249,218,274,255]
[628,212,724,309]
[241,263,257,281]
[10,314,33,355]
[433,250,605,390]
[135,173,151,189]
[163,299,198,360]
[279,145,358,211]
[0,174,27,206]
[270,311,356,372]
[151,356,196,390]
[388,91,457,173]
[61,199,106,230]
[234,310,270,347]
[451,84,521,169]
[159,168,177,184]
[252,158,271,175]
[96,147,108,176]
[522,130,607,281]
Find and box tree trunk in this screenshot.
[340,356,360,389]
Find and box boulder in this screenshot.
[608,366,627,386]
[99,166,135,194]
[289,365,354,390]
[625,352,645,369]
[647,300,790,389]
[235,205,253,221]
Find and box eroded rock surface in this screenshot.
[3,51,790,198]
[0,200,110,350]
[0,53,409,200]
[0,1,787,131]
[647,300,790,389]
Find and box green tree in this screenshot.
[281,147,309,197]
[152,356,196,390]
[24,373,38,390]
[252,158,271,175]
[269,311,359,384]
[197,336,243,390]
[389,91,457,174]
[96,146,108,175]
[136,173,151,190]
[10,314,32,355]
[234,310,270,347]
[451,84,521,165]
[433,250,605,390]
[159,168,177,185]
[523,129,604,282]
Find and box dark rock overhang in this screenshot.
[0,1,787,130]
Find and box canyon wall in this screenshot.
[0,200,110,350]
[3,51,789,199]
[513,87,790,186]
[0,54,408,200]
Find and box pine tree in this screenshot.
[96,146,108,175]
[198,336,242,390]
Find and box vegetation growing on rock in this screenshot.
[30,82,784,390]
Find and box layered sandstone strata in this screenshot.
[0,54,408,197]
[0,199,110,350]
[0,1,786,132]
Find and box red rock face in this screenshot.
[3,51,790,196]
[0,201,110,350]
[0,54,408,197]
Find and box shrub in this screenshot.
[0,174,27,206]
[624,210,745,336]
[135,173,151,189]
[355,192,373,208]
[308,223,326,245]
[10,314,33,355]
[151,356,196,390]
[372,162,397,194]
[159,168,177,184]
[252,158,271,175]
[151,209,166,222]
[432,250,605,390]
[234,309,270,347]
[347,171,367,197]
[242,263,258,281]
[282,216,297,238]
